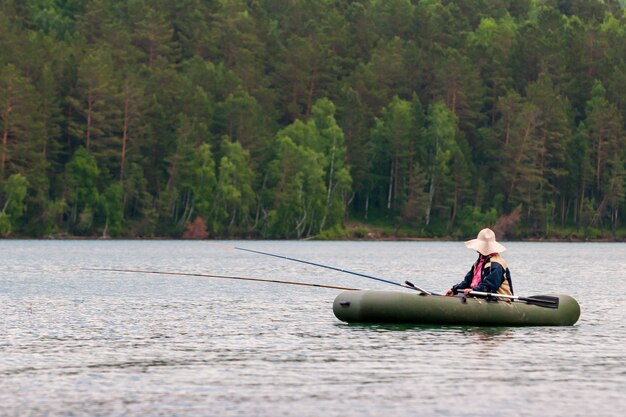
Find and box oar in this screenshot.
[467,290,560,308]
[84,268,359,291]
[232,246,433,295]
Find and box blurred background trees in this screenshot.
[0,0,625,239]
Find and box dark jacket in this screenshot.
[452,255,514,295]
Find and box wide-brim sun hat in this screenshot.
[464,228,506,256]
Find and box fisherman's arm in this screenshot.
[446,269,473,296]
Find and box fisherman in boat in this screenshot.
[445,228,513,298]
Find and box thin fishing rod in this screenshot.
[84,268,359,291]
[233,246,432,295]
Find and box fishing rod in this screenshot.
[231,246,433,295]
[84,268,359,291]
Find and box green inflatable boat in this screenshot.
[333,290,581,326]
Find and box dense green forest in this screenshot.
[1,0,626,239]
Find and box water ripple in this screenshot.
[1,240,625,417]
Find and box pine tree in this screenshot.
[129,0,179,67]
[581,81,624,226]
[67,48,121,178]
[0,64,43,182]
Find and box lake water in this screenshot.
[1,240,625,417]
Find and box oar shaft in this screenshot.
[84,268,359,291]
[467,290,517,300]
[467,290,559,308]
[234,246,431,295]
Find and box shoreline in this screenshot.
[1,235,625,242]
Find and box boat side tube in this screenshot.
[333,290,581,326]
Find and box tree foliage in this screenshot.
[1,0,626,239]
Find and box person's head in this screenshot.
[464,228,506,256]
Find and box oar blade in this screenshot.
[519,295,560,309]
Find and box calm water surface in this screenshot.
[1,240,625,417]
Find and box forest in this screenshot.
[1,0,626,240]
